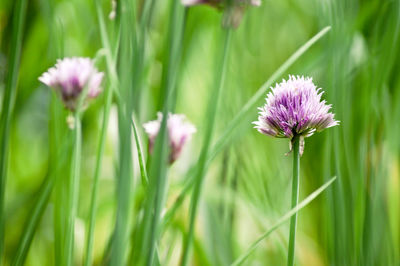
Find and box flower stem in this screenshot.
[287,136,300,266]
[65,114,82,266]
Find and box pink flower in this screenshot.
[39,57,104,111]
[254,75,339,155]
[143,112,196,164]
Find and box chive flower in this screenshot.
[181,0,260,28]
[39,57,104,111]
[143,112,196,164]
[253,75,339,155]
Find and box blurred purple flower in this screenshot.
[181,0,260,28]
[253,75,339,155]
[39,57,104,111]
[181,0,222,7]
[143,112,196,164]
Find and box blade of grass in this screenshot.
[110,109,134,266]
[110,0,136,264]
[42,5,66,263]
[139,3,187,265]
[142,122,169,266]
[231,176,337,266]
[0,0,28,259]
[83,67,114,266]
[132,0,155,112]
[180,28,232,266]
[95,0,119,92]
[132,117,149,186]
[83,1,118,265]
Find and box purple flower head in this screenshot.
[143,112,197,164]
[181,0,260,28]
[253,75,339,155]
[39,57,104,111]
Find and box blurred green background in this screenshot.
[1,0,399,265]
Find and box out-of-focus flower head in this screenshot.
[39,57,104,111]
[109,0,117,20]
[253,75,339,155]
[143,112,197,164]
[181,0,261,28]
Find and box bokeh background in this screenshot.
[1,0,399,265]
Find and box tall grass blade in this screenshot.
[0,0,28,259]
[132,118,149,186]
[138,2,187,265]
[110,0,135,262]
[83,1,118,265]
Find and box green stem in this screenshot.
[83,4,116,262]
[180,28,232,266]
[287,136,300,266]
[65,115,82,266]
[83,80,114,266]
[109,0,135,264]
[131,118,149,186]
[137,3,186,265]
[0,0,28,259]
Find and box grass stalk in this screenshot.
[180,28,232,266]
[0,0,28,259]
[287,137,300,266]
[136,3,186,265]
[132,118,149,186]
[83,72,114,266]
[83,2,117,265]
[110,0,135,264]
[111,111,133,266]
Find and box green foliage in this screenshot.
[0,0,399,265]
